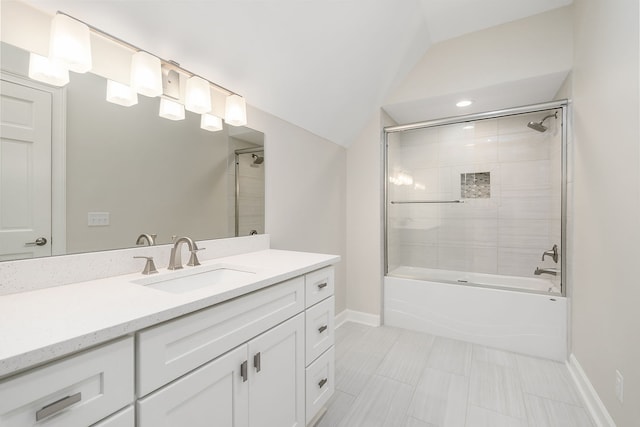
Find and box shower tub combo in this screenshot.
[383,101,568,361]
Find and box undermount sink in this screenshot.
[132,264,257,294]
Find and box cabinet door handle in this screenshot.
[318,378,328,389]
[317,282,328,289]
[318,325,328,333]
[36,392,81,421]
[240,361,248,382]
[25,237,48,247]
[254,352,261,373]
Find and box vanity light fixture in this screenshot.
[49,13,92,73]
[159,97,185,121]
[34,11,248,126]
[185,76,212,114]
[106,80,138,107]
[131,51,163,97]
[200,113,223,132]
[225,94,248,126]
[456,99,473,108]
[28,53,70,87]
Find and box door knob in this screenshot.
[25,237,47,247]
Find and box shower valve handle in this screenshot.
[542,244,559,263]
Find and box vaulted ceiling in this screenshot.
[26,0,573,146]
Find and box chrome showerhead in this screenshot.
[251,153,264,165]
[527,111,558,133]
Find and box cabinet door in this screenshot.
[248,314,305,427]
[137,346,248,427]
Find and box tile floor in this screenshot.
[319,322,594,427]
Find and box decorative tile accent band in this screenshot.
[461,172,490,198]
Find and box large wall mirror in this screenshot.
[0,41,265,261]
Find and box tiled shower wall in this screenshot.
[387,110,562,278]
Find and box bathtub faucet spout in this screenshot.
[534,267,558,276]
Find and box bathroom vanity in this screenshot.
[0,242,338,427]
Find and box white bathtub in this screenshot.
[390,266,561,294]
[384,267,567,361]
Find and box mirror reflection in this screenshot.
[0,42,265,261]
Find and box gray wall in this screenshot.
[571,0,640,424]
[65,72,230,252]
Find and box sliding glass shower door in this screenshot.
[385,103,567,295]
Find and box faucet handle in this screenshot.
[187,248,205,267]
[134,256,158,275]
[542,244,559,263]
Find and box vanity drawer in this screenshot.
[305,266,334,307]
[0,337,134,427]
[137,276,305,396]
[305,346,335,425]
[305,296,335,365]
[91,405,134,427]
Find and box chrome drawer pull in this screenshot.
[241,361,248,382]
[254,352,261,373]
[36,392,81,421]
[318,325,328,333]
[317,282,328,290]
[318,378,328,388]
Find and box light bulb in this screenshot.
[200,114,223,132]
[131,51,163,97]
[28,53,69,86]
[185,76,212,114]
[106,80,138,107]
[49,14,92,73]
[159,98,185,120]
[224,94,247,126]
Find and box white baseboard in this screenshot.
[335,309,380,328]
[566,353,616,427]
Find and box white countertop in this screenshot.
[0,249,339,379]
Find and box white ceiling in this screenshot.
[26,0,572,147]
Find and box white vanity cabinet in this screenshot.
[0,256,337,427]
[138,314,305,427]
[0,337,134,427]
[136,275,312,427]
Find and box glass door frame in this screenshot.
[382,100,570,297]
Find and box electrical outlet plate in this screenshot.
[615,370,624,403]
[88,212,110,227]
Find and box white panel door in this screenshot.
[248,313,305,427]
[137,345,249,427]
[0,79,52,260]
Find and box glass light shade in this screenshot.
[185,76,212,114]
[106,80,138,107]
[49,14,92,73]
[28,53,69,87]
[131,51,163,97]
[159,98,185,120]
[225,94,247,126]
[200,113,223,132]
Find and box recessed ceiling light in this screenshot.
[462,124,474,130]
[456,99,473,108]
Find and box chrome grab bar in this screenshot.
[390,200,464,204]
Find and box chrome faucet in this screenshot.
[168,236,203,270]
[534,267,558,276]
[542,244,559,263]
[136,233,157,246]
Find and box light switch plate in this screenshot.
[88,212,110,226]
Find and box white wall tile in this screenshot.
[438,246,498,274]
